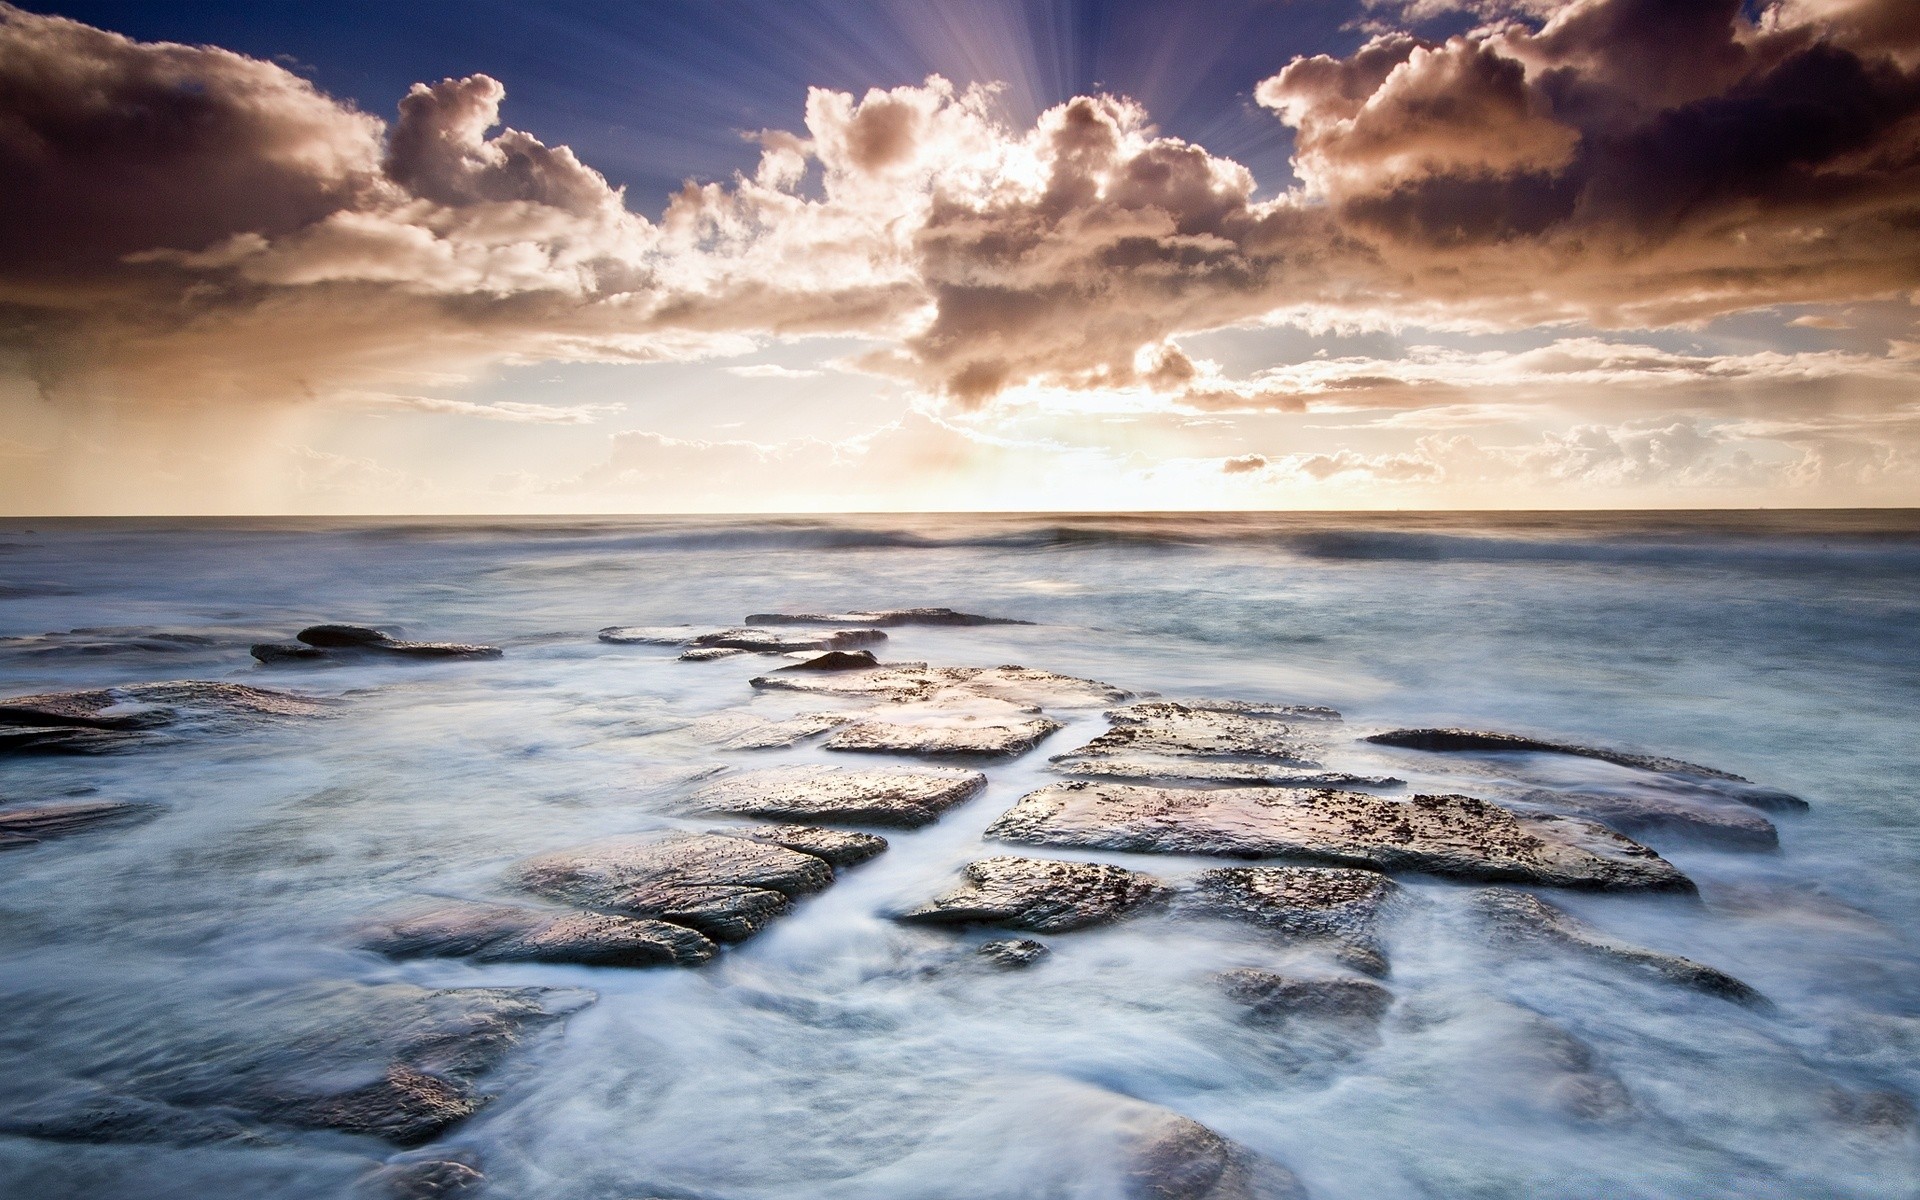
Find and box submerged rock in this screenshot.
[899,856,1169,932]
[0,681,326,754]
[977,938,1051,968]
[689,765,987,828]
[514,832,837,941]
[0,800,155,850]
[5,983,588,1149]
[745,607,1032,627]
[775,649,882,671]
[1184,866,1400,977]
[1219,968,1394,1024]
[1472,889,1767,1006]
[252,624,501,664]
[601,625,885,654]
[358,1155,485,1199]
[716,822,889,868]
[685,710,853,750]
[361,900,718,968]
[987,782,1694,892]
[1170,699,1342,721]
[1421,998,1634,1123]
[1123,1108,1309,1200]
[1364,728,1806,812]
[824,713,1062,758]
[1503,787,1778,851]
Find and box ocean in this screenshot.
[0,511,1915,1199]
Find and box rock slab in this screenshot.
[690,765,987,828]
[900,856,1169,932]
[1185,866,1400,976]
[987,782,1694,892]
[514,832,836,941]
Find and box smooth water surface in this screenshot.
[0,512,1916,1198]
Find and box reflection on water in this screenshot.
[0,512,1916,1198]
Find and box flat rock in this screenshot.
[1057,703,1323,765]
[251,624,501,663]
[745,607,1032,627]
[752,662,1131,708]
[361,901,717,968]
[824,713,1062,758]
[1423,998,1634,1123]
[678,646,749,661]
[1473,889,1767,1006]
[0,800,155,850]
[1184,866,1400,976]
[689,765,987,828]
[1364,727,1789,794]
[598,625,699,645]
[513,832,836,941]
[899,856,1169,932]
[716,823,889,868]
[1219,968,1394,1023]
[1503,787,1778,851]
[977,938,1051,968]
[987,782,1694,893]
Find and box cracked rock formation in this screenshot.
[689,765,988,828]
[987,782,1694,892]
[900,856,1170,932]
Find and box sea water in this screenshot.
[0,512,1915,1199]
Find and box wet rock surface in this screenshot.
[1422,998,1635,1124]
[988,782,1694,892]
[361,901,718,968]
[716,822,889,868]
[899,856,1169,932]
[0,681,327,753]
[689,765,988,828]
[773,649,882,671]
[824,713,1062,758]
[977,938,1051,968]
[1184,866,1400,976]
[253,624,502,664]
[1124,1108,1309,1200]
[1048,701,1353,785]
[514,832,838,941]
[1502,787,1779,851]
[1473,889,1767,1006]
[0,800,155,849]
[1102,702,1327,752]
[358,1154,486,1199]
[0,983,587,1149]
[1219,968,1394,1024]
[745,607,1032,627]
[1364,728,1805,810]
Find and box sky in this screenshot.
[1,0,1917,514]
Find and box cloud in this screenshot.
[2,0,1918,429]
[725,364,824,379]
[345,392,623,423]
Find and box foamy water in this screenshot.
[0,513,1916,1198]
